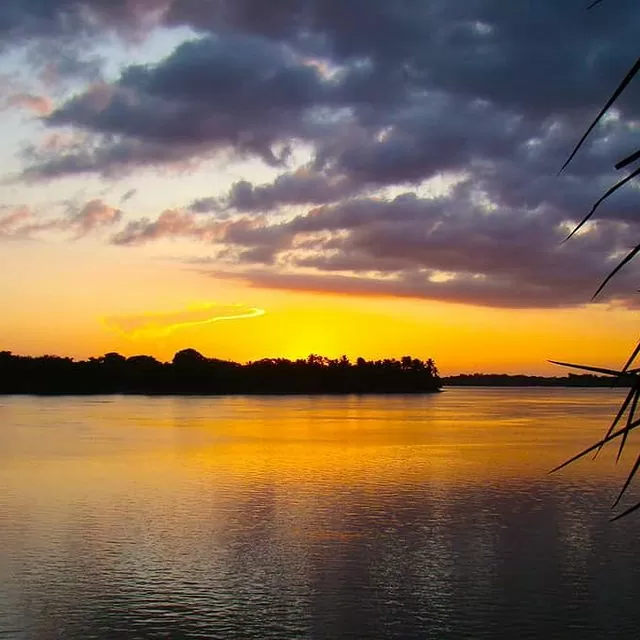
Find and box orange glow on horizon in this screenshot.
[1,242,635,375]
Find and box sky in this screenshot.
[0,0,639,374]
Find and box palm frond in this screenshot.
[557,3,640,519]
[622,341,640,372]
[611,501,640,521]
[593,242,640,299]
[550,415,640,474]
[616,387,640,461]
[593,385,636,458]
[559,56,640,174]
[613,453,640,507]
[615,148,640,171]
[565,166,640,241]
[548,360,624,376]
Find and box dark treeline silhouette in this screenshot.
[0,350,441,395]
[444,373,632,387]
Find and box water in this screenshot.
[1,388,640,639]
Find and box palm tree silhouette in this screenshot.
[551,1,640,519]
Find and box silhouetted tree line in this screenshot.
[443,373,633,387]
[0,350,441,395]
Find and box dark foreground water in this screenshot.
[1,388,640,639]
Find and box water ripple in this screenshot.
[1,389,639,639]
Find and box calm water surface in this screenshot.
[1,388,640,639]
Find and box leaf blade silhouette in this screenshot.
[615,148,640,171]
[613,453,640,508]
[550,416,640,474]
[617,388,640,461]
[559,56,640,174]
[593,242,640,299]
[548,360,622,376]
[565,165,640,241]
[594,385,636,459]
[611,500,640,521]
[622,342,640,372]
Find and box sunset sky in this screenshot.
[1,0,639,374]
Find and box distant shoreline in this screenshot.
[1,349,628,395]
[442,374,629,388]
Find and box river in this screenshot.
[1,388,639,639]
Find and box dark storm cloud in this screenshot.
[0,1,167,42]
[20,0,640,180]
[108,189,640,308]
[281,194,627,290]
[25,33,338,175]
[177,0,640,115]
[189,171,356,213]
[21,0,640,193]
[205,268,639,310]
[314,94,535,185]
[111,210,294,266]
[5,1,640,115]
[281,193,640,308]
[21,129,214,180]
[5,0,640,309]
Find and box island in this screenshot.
[0,350,442,395]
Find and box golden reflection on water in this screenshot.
[1,387,637,488]
[3,388,640,639]
[2,387,639,545]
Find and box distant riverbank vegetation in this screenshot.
[0,350,441,395]
[0,349,628,395]
[443,373,632,387]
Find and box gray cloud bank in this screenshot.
[4,0,640,308]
